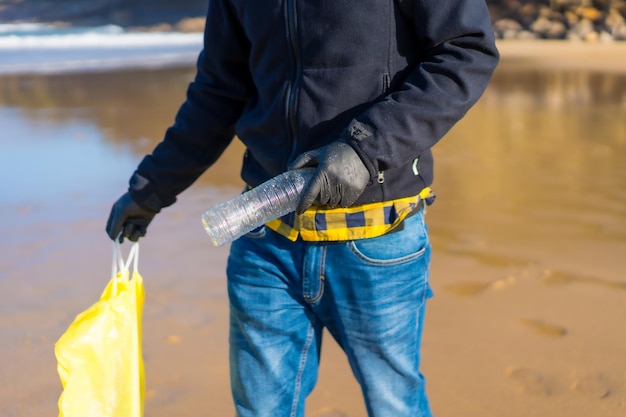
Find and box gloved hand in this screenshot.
[106,192,157,242]
[289,141,370,215]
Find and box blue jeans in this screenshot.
[226,208,433,417]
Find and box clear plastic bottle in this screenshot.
[201,168,315,246]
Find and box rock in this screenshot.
[530,16,567,38]
[606,8,626,30]
[518,30,540,39]
[579,7,604,22]
[570,17,596,38]
[518,3,540,27]
[565,10,580,25]
[612,23,626,39]
[599,30,615,41]
[546,20,568,38]
[128,23,173,33]
[585,30,601,41]
[175,17,205,33]
[494,18,523,38]
[550,0,593,6]
[531,16,553,35]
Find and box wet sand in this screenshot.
[1,40,626,417]
[496,40,626,73]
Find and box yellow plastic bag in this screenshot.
[55,242,145,417]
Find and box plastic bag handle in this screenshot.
[124,242,140,273]
[111,241,140,293]
[112,240,123,279]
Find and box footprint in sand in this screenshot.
[444,280,491,296]
[444,276,517,297]
[447,248,530,268]
[506,366,551,396]
[542,269,626,290]
[571,373,611,399]
[521,318,568,337]
[310,409,347,417]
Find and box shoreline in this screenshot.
[496,39,626,73]
[1,38,625,78]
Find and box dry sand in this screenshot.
[1,40,625,417]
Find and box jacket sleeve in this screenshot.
[130,0,254,212]
[342,0,499,178]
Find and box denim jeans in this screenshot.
[226,208,433,417]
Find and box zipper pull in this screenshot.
[377,171,385,184]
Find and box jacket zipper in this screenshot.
[285,0,300,166]
[382,73,390,96]
[376,73,390,186]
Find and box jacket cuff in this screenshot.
[128,172,169,213]
[340,119,379,181]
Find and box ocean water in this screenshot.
[0,23,203,74]
[0,106,139,203]
[1,61,624,255]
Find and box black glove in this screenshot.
[106,192,157,242]
[289,141,370,215]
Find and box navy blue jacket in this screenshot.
[130,0,499,212]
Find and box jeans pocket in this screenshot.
[347,211,429,266]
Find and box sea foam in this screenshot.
[0,23,203,74]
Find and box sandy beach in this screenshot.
[1,40,625,417]
[496,40,626,73]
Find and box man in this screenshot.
[106,0,499,415]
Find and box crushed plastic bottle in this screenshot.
[201,168,315,246]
